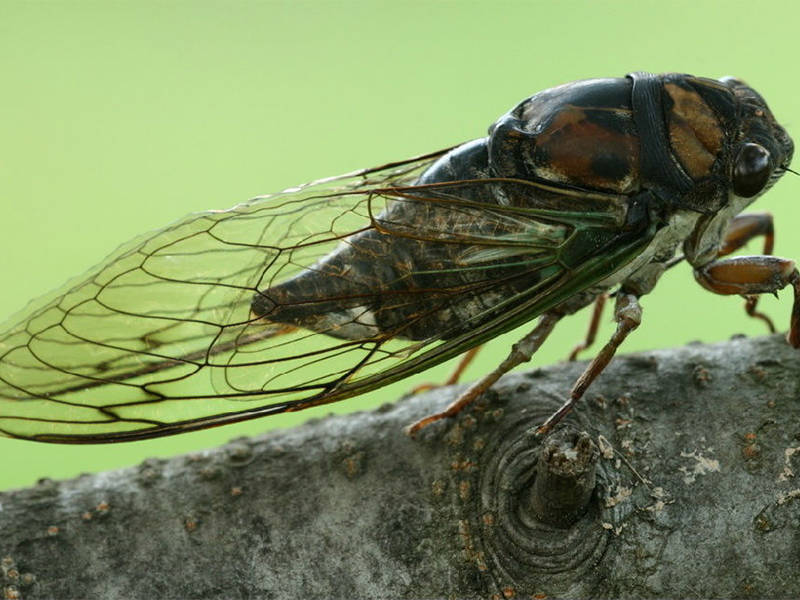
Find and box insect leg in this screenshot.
[568,294,608,361]
[410,346,483,394]
[443,347,482,385]
[693,255,800,347]
[718,213,774,256]
[405,313,562,436]
[717,213,775,331]
[536,293,642,436]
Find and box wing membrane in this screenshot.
[0,148,649,442]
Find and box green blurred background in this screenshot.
[1,0,798,491]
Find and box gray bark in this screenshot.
[1,334,799,600]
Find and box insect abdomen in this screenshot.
[251,140,555,341]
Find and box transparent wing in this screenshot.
[0,147,648,443]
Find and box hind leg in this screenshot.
[406,312,562,435]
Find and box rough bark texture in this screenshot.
[2,334,799,599]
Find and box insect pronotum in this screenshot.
[0,72,796,443]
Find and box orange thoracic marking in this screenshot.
[534,105,640,193]
[664,82,724,179]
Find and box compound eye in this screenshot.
[733,143,772,198]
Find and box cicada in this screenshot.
[0,72,796,443]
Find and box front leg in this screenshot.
[718,212,773,257]
[694,255,800,347]
[718,213,775,330]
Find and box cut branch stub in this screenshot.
[527,429,599,528]
[451,393,612,595]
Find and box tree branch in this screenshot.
[2,334,799,599]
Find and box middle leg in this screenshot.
[568,293,608,361]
